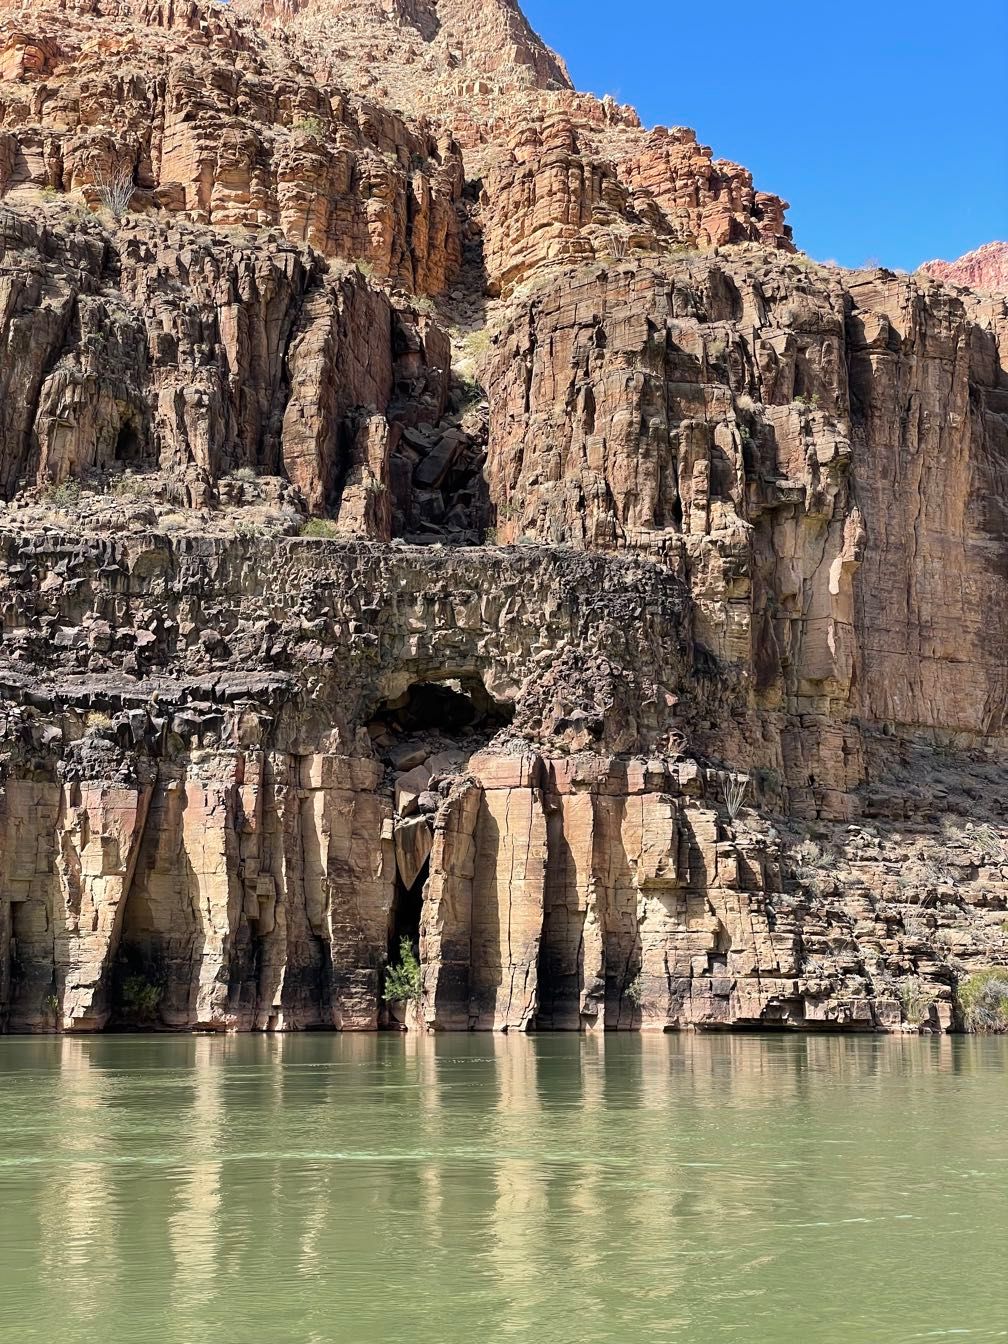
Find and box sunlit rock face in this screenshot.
[920,242,1008,294]
[0,0,1006,1035]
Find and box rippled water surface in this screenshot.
[0,1033,1005,1343]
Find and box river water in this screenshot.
[0,1033,1005,1343]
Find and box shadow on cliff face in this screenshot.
[369,675,514,744]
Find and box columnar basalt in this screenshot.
[0,531,1006,1035]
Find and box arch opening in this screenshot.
[367,673,514,756]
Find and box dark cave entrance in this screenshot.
[114,422,143,465]
[383,855,430,1029]
[370,672,514,1028]
[389,857,429,956]
[370,675,514,739]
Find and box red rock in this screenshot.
[920,241,1008,293]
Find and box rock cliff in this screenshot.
[920,241,1008,295]
[0,0,1006,1034]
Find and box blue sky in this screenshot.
[521,0,1008,270]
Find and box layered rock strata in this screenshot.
[920,241,1008,294]
[0,0,1005,1035]
[0,0,462,291]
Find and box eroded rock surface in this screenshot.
[0,0,1006,1034]
[920,241,1008,294]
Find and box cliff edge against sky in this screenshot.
[0,0,1006,1035]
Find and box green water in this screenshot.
[0,1034,1005,1343]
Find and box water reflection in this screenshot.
[0,1032,1005,1343]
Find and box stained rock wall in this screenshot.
[0,208,451,507]
[484,253,1008,812]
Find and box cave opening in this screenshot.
[389,858,429,955]
[114,422,143,465]
[370,676,514,741]
[370,672,514,1028]
[384,855,430,1029]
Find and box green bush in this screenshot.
[462,327,492,360]
[383,938,422,1010]
[624,973,643,1006]
[301,517,340,538]
[897,976,931,1026]
[121,974,162,1023]
[453,375,484,411]
[292,116,326,137]
[109,473,151,499]
[958,967,1008,1032]
[46,478,82,509]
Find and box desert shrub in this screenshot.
[794,838,823,868]
[662,241,698,258]
[383,938,422,1011]
[721,773,749,820]
[624,973,643,1006]
[605,227,628,259]
[93,165,135,220]
[46,478,82,509]
[453,375,484,411]
[897,977,931,1026]
[754,765,782,794]
[301,518,340,539]
[463,327,493,360]
[121,974,162,1023]
[108,471,156,499]
[957,968,1008,1032]
[292,116,326,137]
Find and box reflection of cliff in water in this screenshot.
[4,1033,1004,1342]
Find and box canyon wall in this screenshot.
[0,0,1006,1033]
[920,241,1008,295]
